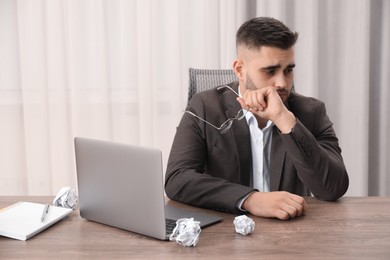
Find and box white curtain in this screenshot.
[0,0,389,196]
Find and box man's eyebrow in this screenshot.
[261,63,296,71]
[261,64,281,71]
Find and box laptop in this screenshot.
[74,137,222,240]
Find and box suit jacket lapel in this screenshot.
[269,96,292,190]
[222,82,252,186]
[230,112,251,186]
[270,127,286,191]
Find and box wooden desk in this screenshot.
[0,197,389,259]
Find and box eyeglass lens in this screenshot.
[219,109,246,134]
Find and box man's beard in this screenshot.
[245,74,257,90]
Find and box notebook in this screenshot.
[74,137,222,240]
[0,201,73,241]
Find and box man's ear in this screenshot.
[233,59,244,80]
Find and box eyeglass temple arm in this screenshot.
[183,111,221,130]
[217,85,251,111]
[216,85,240,97]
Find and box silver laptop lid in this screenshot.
[75,137,167,240]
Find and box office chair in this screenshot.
[188,68,238,104]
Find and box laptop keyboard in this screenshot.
[165,218,177,234]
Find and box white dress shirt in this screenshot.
[237,87,274,210]
[245,111,273,192]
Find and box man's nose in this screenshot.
[273,72,288,88]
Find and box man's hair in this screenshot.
[236,17,298,50]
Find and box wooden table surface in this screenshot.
[0,196,389,259]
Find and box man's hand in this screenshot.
[242,191,307,220]
[236,87,296,133]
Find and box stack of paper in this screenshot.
[0,201,73,241]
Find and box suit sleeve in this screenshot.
[280,101,349,201]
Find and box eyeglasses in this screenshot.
[184,85,248,134]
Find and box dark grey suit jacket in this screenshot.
[165,82,349,214]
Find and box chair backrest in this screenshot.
[188,68,238,104]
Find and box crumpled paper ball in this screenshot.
[169,218,201,246]
[233,215,255,235]
[53,187,78,210]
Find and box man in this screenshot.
[165,17,349,220]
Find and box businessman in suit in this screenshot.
[165,17,349,220]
